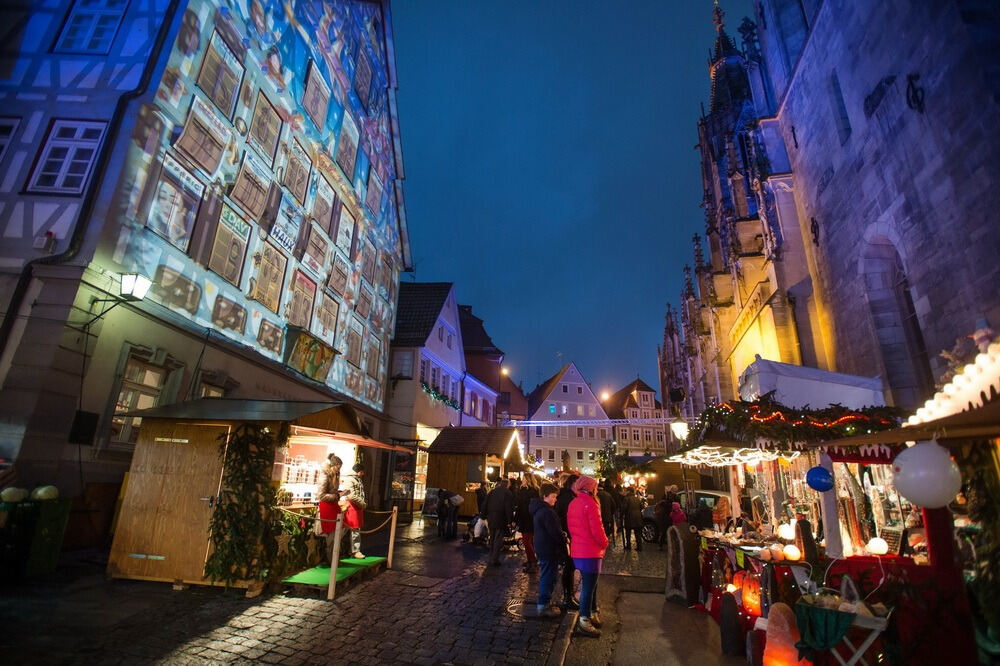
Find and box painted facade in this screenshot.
[0,0,409,499]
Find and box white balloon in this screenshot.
[892,441,962,508]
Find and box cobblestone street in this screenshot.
[1,520,565,665]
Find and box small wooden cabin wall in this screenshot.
[427,452,487,516]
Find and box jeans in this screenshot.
[560,552,576,600]
[537,559,558,607]
[579,571,599,618]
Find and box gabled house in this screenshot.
[604,379,668,454]
[525,362,609,475]
[458,305,503,426]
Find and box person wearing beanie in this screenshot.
[531,482,565,617]
[554,473,580,609]
[341,463,367,558]
[567,475,609,636]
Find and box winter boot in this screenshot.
[576,617,601,637]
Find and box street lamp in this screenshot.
[600,391,609,401]
[84,272,152,327]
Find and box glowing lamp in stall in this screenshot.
[892,440,962,508]
[782,544,801,561]
[777,523,796,541]
[867,537,889,555]
[726,583,738,593]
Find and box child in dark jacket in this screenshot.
[531,483,565,617]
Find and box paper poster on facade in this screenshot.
[361,235,376,284]
[146,153,203,251]
[269,193,303,255]
[328,252,350,296]
[354,50,372,109]
[365,166,382,218]
[257,318,284,355]
[208,204,251,287]
[356,285,372,320]
[197,31,244,118]
[314,292,340,346]
[300,223,329,277]
[311,173,336,235]
[286,330,336,383]
[302,59,331,132]
[334,204,355,256]
[151,264,201,315]
[335,112,359,180]
[211,293,247,334]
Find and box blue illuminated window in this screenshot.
[28,120,106,194]
[548,404,555,414]
[55,0,129,54]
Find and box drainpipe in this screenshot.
[0,0,182,358]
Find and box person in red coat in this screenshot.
[317,454,343,564]
[567,475,609,636]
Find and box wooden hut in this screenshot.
[107,398,408,586]
[425,427,530,516]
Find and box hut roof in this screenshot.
[429,427,519,457]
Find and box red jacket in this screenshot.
[567,493,609,559]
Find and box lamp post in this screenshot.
[83,272,152,326]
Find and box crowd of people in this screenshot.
[436,474,689,637]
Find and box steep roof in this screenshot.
[429,426,518,457]
[393,282,453,347]
[526,363,571,416]
[604,379,662,418]
[458,305,502,354]
[708,4,751,114]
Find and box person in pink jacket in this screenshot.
[566,475,609,636]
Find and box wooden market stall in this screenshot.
[108,398,409,587]
[425,426,527,516]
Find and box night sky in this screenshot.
[391,0,753,398]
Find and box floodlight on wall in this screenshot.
[669,421,690,442]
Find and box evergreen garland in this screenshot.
[204,423,283,586]
[690,393,903,447]
[954,441,1000,639]
[420,381,460,410]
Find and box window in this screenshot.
[500,391,510,404]
[252,241,287,313]
[197,31,242,117]
[561,405,567,414]
[588,451,595,461]
[656,432,664,442]
[302,60,331,131]
[248,91,281,164]
[438,326,444,341]
[447,334,453,349]
[536,426,543,437]
[588,405,595,416]
[548,404,555,414]
[282,139,310,205]
[230,154,269,221]
[430,365,439,390]
[200,383,225,398]
[535,450,541,460]
[577,386,582,394]
[55,0,128,54]
[392,351,412,378]
[600,428,607,439]
[644,430,652,442]
[576,427,584,438]
[562,385,567,393]
[109,353,166,447]
[830,71,852,144]
[641,394,649,405]
[0,118,19,164]
[576,405,583,416]
[588,428,595,438]
[621,430,629,440]
[365,338,380,379]
[174,97,228,175]
[207,204,250,287]
[287,271,316,329]
[548,449,555,461]
[441,374,449,398]
[28,120,106,194]
[576,451,583,460]
[633,429,640,441]
[419,359,428,383]
[345,318,363,367]
[450,380,457,401]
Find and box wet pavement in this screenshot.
[2,520,730,665]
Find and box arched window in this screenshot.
[861,239,933,408]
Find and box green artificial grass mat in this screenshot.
[283,565,359,586]
[340,556,386,567]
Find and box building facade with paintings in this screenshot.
[525,362,610,477]
[659,0,1000,417]
[0,0,411,510]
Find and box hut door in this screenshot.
[109,422,228,583]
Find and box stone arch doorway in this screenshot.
[860,238,933,409]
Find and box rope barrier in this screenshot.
[276,505,395,524]
[359,513,395,535]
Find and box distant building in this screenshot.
[456,304,527,427]
[525,362,609,476]
[0,0,409,506]
[604,379,668,455]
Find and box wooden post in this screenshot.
[327,513,345,601]
[387,506,399,569]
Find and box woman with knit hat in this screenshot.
[566,475,609,636]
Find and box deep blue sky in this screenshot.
[391,1,752,397]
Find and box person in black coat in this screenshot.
[476,482,489,518]
[531,483,565,617]
[515,477,540,572]
[554,474,579,609]
[484,479,514,566]
[596,482,616,547]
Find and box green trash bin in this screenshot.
[0,499,72,579]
